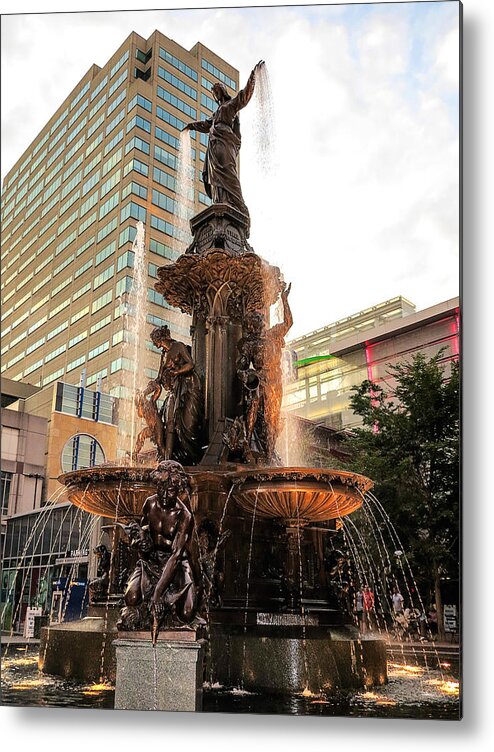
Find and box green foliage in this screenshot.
[345,352,460,600]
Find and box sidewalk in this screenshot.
[385,638,459,652]
[1,633,40,648]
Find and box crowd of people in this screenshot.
[352,584,439,641]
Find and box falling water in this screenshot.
[173,130,194,255]
[365,491,445,677]
[353,491,407,666]
[152,645,158,710]
[241,485,260,688]
[295,490,310,692]
[128,222,147,459]
[1,487,68,644]
[194,485,235,687]
[330,489,446,678]
[117,221,147,461]
[98,480,122,682]
[37,486,91,670]
[253,62,276,175]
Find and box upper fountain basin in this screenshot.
[59,465,155,521]
[228,467,373,527]
[59,465,373,525]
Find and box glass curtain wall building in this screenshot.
[1,31,239,402]
[284,296,460,430]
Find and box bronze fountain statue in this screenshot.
[118,460,202,644]
[150,325,203,464]
[183,60,264,227]
[53,59,387,699]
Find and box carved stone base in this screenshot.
[187,203,252,256]
[113,634,206,711]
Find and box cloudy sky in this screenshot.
[1,1,460,337]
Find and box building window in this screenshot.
[135,67,151,82]
[159,48,198,82]
[120,201,146,223]
[108,68,128,97]
[126,114,151,134]
[124,135,150,156]
[157,66,197,100]
[201,58,236,90]
[61,434,105,473]
[122,182,147,201]
[201,93,216,112]
[156,105,186,132]
[90,75,108,102]
[136,49,152,64]
[123,158,148,178]
[154,144,176,171]
[153,165,176,192]
[118,225,137,248]
[110,50,129,79]
[157,85,196,119]
[55,382,116,424]
[151,188,175,214]
[127,93,152,113]
[155,126,179,151]
[1,471,13,516]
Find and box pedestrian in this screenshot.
[392,587,404,615]
[419,610,428,641]
[363,584,375,632]
[428,605,438,636]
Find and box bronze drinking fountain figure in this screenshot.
[41,60,387,707]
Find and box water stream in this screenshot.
[116,220,147,461]
[2,487,76,647]
[241,485,260,688]
[253,62,276,176]
[98,479,122,682]
[173,129,194,255]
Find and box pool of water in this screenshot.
[1,648,460,719]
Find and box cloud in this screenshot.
[1,2,460,338]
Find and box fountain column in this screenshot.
[155,203,285,460]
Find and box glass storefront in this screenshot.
[1,503,92,630]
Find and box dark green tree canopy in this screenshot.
[346,351,459,635]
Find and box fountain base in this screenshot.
[39,601,120,682]
[208,622,387,694]
[39,618,117,683]
[114,633,206,711]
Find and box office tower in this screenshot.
[1,30,239,403]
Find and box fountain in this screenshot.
[39,60,387,707]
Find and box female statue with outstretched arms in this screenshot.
[183,60,264,224]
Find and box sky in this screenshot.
[1,1,460,338]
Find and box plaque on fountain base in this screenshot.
[113,632,206,712]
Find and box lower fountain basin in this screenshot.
[229,467,373,526]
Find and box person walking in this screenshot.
[355,587,364,631]
[363,585,375,632]
[392,587,404,615]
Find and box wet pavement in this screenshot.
[1,647,460,719]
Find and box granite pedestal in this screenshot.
[113,633,206,711]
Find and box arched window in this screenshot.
[61,434,105,472]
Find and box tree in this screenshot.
[345,352,459,641]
